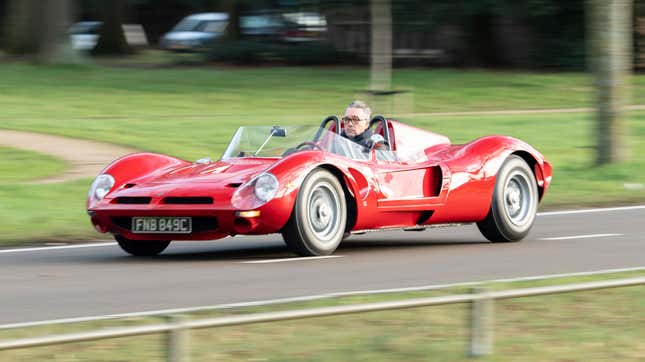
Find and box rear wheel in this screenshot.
[115,235,170,256]
[477,155,538,242]
[282,168,347,256]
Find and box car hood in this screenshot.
[135,158,276,186]
[101,159,277,207]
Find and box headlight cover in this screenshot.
[89,174,115,201]
[232,172,279,210]
[254,173,279,202]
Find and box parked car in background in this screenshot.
[69,21,149,51]
[281,12,327,42]
[239,11,285,39]
[160,11,328,52]
[69,21,102,50]
[159,13,228,52]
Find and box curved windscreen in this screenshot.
[222,126,367,160]
[221,125,427,163]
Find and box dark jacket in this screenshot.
[341,129,373,149]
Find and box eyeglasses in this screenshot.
[342,116,365,125]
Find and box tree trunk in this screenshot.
[588,0,632,164]
[4,0,40,55]
[92,0,131,55]
[38,0,81,64]
[223,0,241,40]
[370,0,392,92]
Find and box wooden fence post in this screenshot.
[167,315,189,362]
[468,288,494,357]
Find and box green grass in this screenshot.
[0,62,642,161]
[0,62,644,243]
[0,147,67,183]
[1,270,644,361]
[0,180,96,242]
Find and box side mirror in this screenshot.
[271,126,287,137]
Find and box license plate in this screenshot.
[132,217,192,234]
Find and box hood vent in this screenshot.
[163,197,213,204]
[114,197,152,204]
[227,183,243,188]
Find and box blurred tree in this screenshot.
[370,0,391,91]
[39,0,80,64]
[91,0,131,55]
[588,0,633,164]
[4,0,80,63]
[0,0,8,48]
[222,0,242,39]
[4,0,40,54]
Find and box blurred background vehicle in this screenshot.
[281,11,328,42]
[239,11,287,39]
[70,21,148,51]
[69,21,101,51]
[159,11,327,52]
[159,12,228,52]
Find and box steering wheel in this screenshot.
[295,141,323,151]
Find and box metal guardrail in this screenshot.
[1,276,644,361]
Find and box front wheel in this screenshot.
[477,155,538,242]
[282,168,347,256]
[115,235,171,256]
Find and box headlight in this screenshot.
[253,173,278,202]
[89,174,115,201]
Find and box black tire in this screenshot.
[282,168,347,256]
[477,155,538,242]
[115,235,171,256]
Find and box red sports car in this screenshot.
[87,116,552,256]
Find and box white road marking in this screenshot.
[539,233,623,241]
[3,265,645,330]
[537,204,645,216]
[0,242,115,254]
[242,255,344,264]
[0,205,642,255]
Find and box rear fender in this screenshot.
[465,136,550,186]
[435,136,551,222]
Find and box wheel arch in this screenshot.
[318,164,358,232]
[100,152,188,187]
[510,150,546,200]
[87,153,188,208]
[465,136,551,202]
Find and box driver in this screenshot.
[341,100,373,149]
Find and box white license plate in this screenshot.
[132,217,192,234]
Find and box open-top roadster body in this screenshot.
[87,116,552,256]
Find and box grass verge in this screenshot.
[0,180,97,243]
[0,147,67,183]
[1,270,644,361]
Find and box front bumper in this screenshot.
[88,198,293,241]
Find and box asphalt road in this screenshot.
[1,206,644,326]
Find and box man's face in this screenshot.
[343,107,369,137]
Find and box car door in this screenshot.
[370,149,449,211]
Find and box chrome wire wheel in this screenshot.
[306,182,342,243]
[503,171,534,227]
